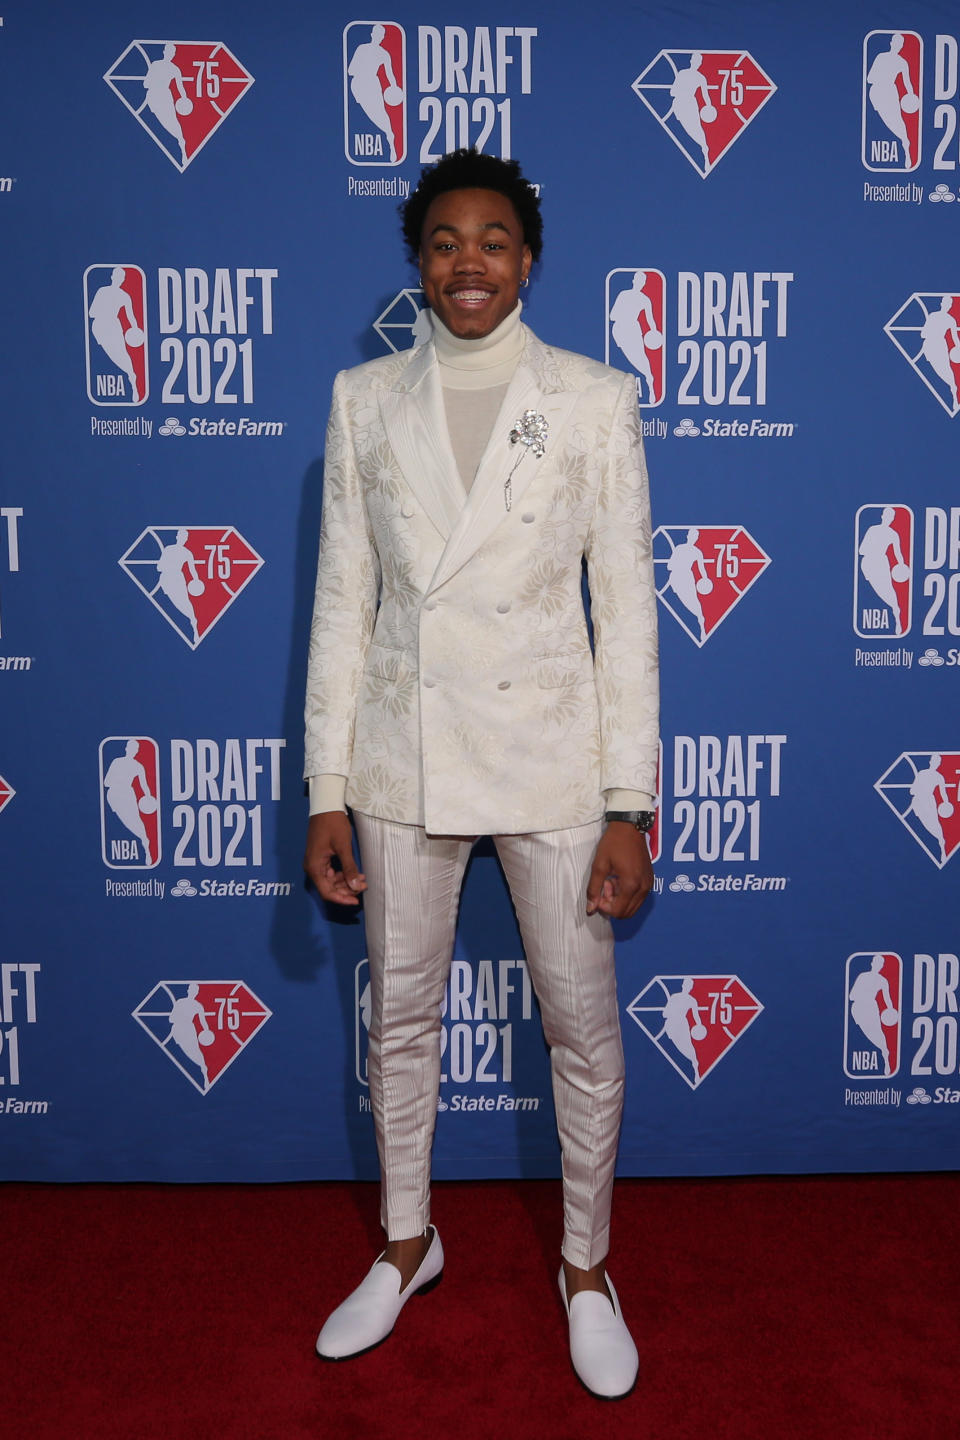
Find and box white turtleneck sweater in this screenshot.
[309,303,652,816]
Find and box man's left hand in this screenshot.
[586,822,654,919]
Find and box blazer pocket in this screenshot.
[535,652,593,689]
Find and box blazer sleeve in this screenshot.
[584,372,660,800]
[304,371,381,780]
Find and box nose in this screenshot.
[453,244,485,273]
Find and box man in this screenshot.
[304,149,659,1399]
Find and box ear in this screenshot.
[520,246,532,282]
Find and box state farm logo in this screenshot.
[104,41,254,172]
[0,772,15,817]
[844,953,902,1079]
[654,525,770,647]
[626,974,763,1088]
[605,270,666,408]
[885,293,960,416]
[119,526,263,649]
[344,22,406,164]
[132,981,271,1093]
[875,751,960,868]
[631,49,776,177]
[862,31,922,171]
[854,505,913,638]
[100,737,161,869]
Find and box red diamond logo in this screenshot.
[119,526,263,649]
[104,41,254,173]
[875,751,960,869]
[0,773,15,816]
[632,49,776,177]
[133,981,271,1094]
[654,525,770,646]
[627,974,763,1088]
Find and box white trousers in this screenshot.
[354,813,625,1269]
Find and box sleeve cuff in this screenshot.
[308,774,348,816]
[604,787,656,813]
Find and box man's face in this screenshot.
[418,187,532,340]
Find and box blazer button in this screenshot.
[497,680,511,690]
[521,511,535,524]
[496,601,511,614]
[423,678,436,689]
[423,599,437,611]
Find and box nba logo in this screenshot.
[355,959,371,1084]
[343,22,406,165]
[605,270,666,407]
[626,974,763,1089]
[862,32,922,172]
[654,525,771,646]
[84,266,148,406]
[875,751,960,869]
[0,773,14,817]
[632,50,777,178]
[885,294,960,418]
[646,741,663,864]
[854,505,913,638]
[844,953,902,1079]
[133,981,272,1094]
[99,736,161,869]
[104,42,255,173]
[119,526,264,649]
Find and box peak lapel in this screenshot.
[427,341,579,595]
[378,341,465,541]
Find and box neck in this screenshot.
[431,302,524,389]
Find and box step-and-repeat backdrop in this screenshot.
[2,1,959,1181]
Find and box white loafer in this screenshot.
[316,1226,444,1360]
[559,1268,639,1399]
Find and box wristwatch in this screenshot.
[604,810,656,833]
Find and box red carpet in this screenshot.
[5,1174,957,1438]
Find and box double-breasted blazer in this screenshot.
[304,323,659,835]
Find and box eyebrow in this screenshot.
[426,220,511,240]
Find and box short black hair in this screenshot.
[400,148,543,264]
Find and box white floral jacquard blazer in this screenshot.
[304,324,659,835]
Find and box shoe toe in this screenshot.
[568,1293,638,1397]
[316,1265,402,1358]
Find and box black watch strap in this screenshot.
[604,809,656,833]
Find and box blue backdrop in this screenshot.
[2,1,959,1181]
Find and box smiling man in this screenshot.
[304,149,659,1399]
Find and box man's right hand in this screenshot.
[303,811,366,906]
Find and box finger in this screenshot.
[318,865,363,905]
[585,855,609,914]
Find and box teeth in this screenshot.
[451,290,491,300]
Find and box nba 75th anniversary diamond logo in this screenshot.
[632,50,776,177]
[119,527,263,649]
[885,294,960,418]
[104,41,254,172]
[875,751,960,869]
[654,525,770,646]
[626,974,763,1089]
[0,773,14,816]
[133,981,271,1094]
